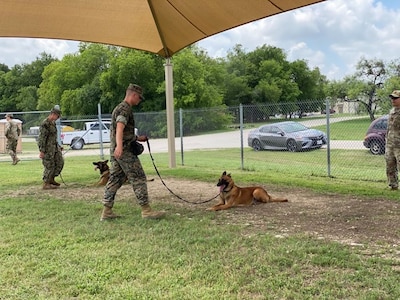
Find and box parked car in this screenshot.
[247,121,327,152]
[321,108,336,114]
[363,115,388,155]
[60,121,111,150]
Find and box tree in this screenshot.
[221,44,330,121]
[253,52,300,118]
[172,47,223,109]
[0,53,55,113]
[15,86,38,111]
[38,43,112,115]
[100,47,164,113]
[347,58,388,121]
[222,74,252,106]
[376,76,400,114]
[325,79,348,100]
[246,45,288,90]
[0,63,10,73]
[223,45,253,105]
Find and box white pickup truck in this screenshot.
[60,121,111,150]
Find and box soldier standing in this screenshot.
[5,113,21,165]
[101,83,165,220]
[385,90,400,190]
[38,107,64,189]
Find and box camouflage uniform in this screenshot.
[103,101,149,208]
[38,117,64,183]
[5,118,20,164]
[385,107,400,189]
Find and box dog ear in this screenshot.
[105,160,108,163]
[92,162,97,165]
[227,173,231,178]
[222,171,226,175]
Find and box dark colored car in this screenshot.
[363,115,388,155]
[321,108,336,114]
[247,121,327,152]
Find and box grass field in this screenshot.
[0,115,397,299]
[0,147,399,299]
[314,116,372,140]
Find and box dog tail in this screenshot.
[270,196,288,202]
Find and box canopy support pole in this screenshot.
[165,58,176,168]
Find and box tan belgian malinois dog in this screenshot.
[207,171,288,211]
[93,160,110,186]
[93,160,154,186]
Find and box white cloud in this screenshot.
[0,38,78,67]
[198,0,400,80]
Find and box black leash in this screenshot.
[146,139,219,205]
[59,173,67,186]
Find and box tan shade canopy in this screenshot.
[0,0,325,58]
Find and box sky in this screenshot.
[0,0,399,80]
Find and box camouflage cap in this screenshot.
[127,83,145,100]
[389,90,400,99]
[51,107,61,116]
[5,113,13,118]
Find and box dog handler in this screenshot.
[385,90,400,190]
[5,113,21,165]
[38,107,64,189]
[100,83,165,220]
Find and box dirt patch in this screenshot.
[6,177,400,258]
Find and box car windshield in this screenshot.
[90,122,110,130]
[279,123,308,133]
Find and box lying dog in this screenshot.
[207,171,288,211]
[93,160,154,186]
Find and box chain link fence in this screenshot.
[0,99,387,183]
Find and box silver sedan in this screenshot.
[248,121,327,152]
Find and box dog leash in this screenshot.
[146,139,219,205]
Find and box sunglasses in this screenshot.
[391,97,400,100]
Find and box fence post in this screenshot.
[165,58,176,168]
[55,105,62,147]
[325,99,331,177]
[98,103,104,160]
[179,108,184,166]
[240,104,244,170]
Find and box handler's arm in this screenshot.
[38,123,48,159]
[114,122,125,159]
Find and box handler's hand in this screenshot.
[114,144,123,159]
[39,151,45,159]
[137,135,148,142]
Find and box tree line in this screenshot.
[1,42,399,121]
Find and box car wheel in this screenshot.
[71,138,84,150]
[286,139,298,152]
[369,140,384,155]
[252,139,262,151]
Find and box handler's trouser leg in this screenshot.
[385,147,400,189]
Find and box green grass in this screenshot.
[19,138,39,152]
[1,194,398,299]
[0,152,399,299]
[314,117,372,140]
[1,118,398,299]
